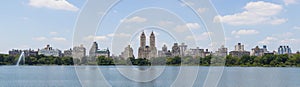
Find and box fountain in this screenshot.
[16,52,25,66]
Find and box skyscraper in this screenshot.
[138,31,157,59]
[179,43,188,57]
[73,45,86,62]
[121,45,134,59]
[278,45,292,55]
[89,42,98,61]
[215,45,228,57]
[229,43,250,58]
[172,43,180,57]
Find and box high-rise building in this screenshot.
[278,45,292,55]
[172,43,180,57]
[89,42,110,61]
[89,42,98,61]
[158,44,172,57]
[215,45,228,57]
[186,47,205,58]
[179,43,188,57]
[38,45,62,57]
[121,45,134,59]
[73,45,86,61]
[235,43,245,51]
[9,49,38,57]
[96,48,110,58]
[138,31,157,59]
[63,48,72,57]
[251,45,269,56]
[229,43,250,58]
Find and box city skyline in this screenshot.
[1,0,300,55]
[5,38,297,57]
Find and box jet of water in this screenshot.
[16,52,25,66]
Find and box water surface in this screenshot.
[0,66,299,87]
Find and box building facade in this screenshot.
[158,44,172,57]
[89,42,110,61]
[73,45,86,61]
[89,42,98,61]
[251,45,269,56]
[186,47,205,58]
[172,43,180,57]
[63,48,72,57]
[278,45,292,55]
[229,43,250,58]
[215,45,228,57]
[96,48,110,58]
[38,45,62,57]
[138,31,157,59]
[121,45,134,59]
[9,49,38,57]
[179,43,188,57]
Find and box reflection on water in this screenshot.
[0,66,300,87]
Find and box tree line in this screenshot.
[0,54,74,65]
[1,53,300,67]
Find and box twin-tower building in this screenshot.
[138,31,157,59]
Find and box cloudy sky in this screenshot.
[0,0,299,56]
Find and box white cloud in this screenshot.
[270,18,288,25]
[197,8,208,14]
[258,32,296,45]
[174,23,201,33]
[185,32,212,41]
[158,21,174,26]
[107,33,131,37]
[232,29,259,35]
[49,32,58,35]
[258,36,278,44]
[181,1,194,7]
[84,35,108,41]
[121,16,147,23]
[32,37,47,41]
[186,23,201,29]
[283,0,298,5]
[174,25,188,33]
[275,32,293,38]
[28,0,79,12]
[52,37,67,41]
[214,1,286,26]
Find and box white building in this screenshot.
[229,43,250,58]
[179,43,188,57]
[186,47,205,58]
[38,45,62,57]
[121,45,134,59]
[73,45,86,61]
[215,45,228,57]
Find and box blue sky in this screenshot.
[0,0,299,56]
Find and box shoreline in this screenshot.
[1,65,300,68]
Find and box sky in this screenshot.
[0,0,299,56]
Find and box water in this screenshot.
[0,66,299,87]
[16,52,25,66]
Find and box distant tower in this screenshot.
[121,45,134,59]
[179,43,187,57]
[89,42,98,61]
[172,43,180,57]
[138,32,146,58]
[140,32,146,47]
[138,31,157,59]
[150,31,157,58]
[73,44,86,62]
[150,31,155,47]
[162,44,168,52]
